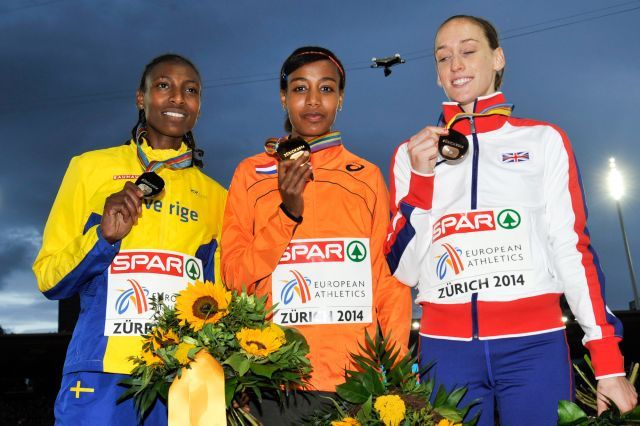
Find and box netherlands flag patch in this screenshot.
[501,152,530,163]
[255,162,277,174]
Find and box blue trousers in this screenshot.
[55,371,167,425]
[419,330,573,426]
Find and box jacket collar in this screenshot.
[441,92,511,135]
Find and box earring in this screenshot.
[282,104,287,111]
[338,104,343,112]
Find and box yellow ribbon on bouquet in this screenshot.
[168,350,227,426]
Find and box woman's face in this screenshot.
[434,18,505,111]
[280,60,343,140]
[136,61,201,147]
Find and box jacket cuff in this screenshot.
[585,337,625,379]
[401,172,434,210]
[279,203,303,224]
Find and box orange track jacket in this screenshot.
[221,137,411,392]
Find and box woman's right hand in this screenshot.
[407,126,448,175]
[101,181,144,244]
[278,151,312,219]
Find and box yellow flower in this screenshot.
[374,394,406,426]
[331,417,361,426]
[174,342,198,365]
[140,349,163,366]
[436,420,461,426]
[236,324,286,357]
[175,280,232,331]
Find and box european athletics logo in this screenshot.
[435,243,465,279]
[280,270,312,305]
[115,279,150,314]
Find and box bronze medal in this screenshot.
[135,171,165,198]
[438,129,469,161]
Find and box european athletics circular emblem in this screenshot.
[497,209,521,229]
[346,241,367,262]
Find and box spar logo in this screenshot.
[115,279,150,314]
[280,270,312,305]
[432,211,496,242]
[497,209,521,229]
[111,252,184,277]
[435,243,465,279]
[279,241,344,265]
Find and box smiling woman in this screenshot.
[32,54,227,425]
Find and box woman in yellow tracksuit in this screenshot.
[33,54,227,425]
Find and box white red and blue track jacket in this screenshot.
[385,92,624,379]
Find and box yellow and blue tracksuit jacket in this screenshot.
[33,140,227,375]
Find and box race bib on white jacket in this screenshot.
[426,208,534,302]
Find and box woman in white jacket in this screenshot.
[385,14,637,425]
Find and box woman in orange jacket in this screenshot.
[221,46,411,423]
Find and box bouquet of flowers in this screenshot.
[303,328,476,426]
[119,280,312,425]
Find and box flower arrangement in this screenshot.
[302,328,475,426]
[557,355,639,425]
[119,280,312,425]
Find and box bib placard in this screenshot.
[271,238,373,326]
[105,249,202,336]
[427,208,534,301]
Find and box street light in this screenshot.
[607,157,640,310]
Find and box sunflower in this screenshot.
[149,327,180,350]
[140,348,163,367]
[236,324,286,357]
[374,394,406,426]
[175,280,232,331]
[331,417,361,426]
[174,342,198,365]
[436,420,461,426]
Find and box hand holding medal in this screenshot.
[438,103,514,162]
[265,136,314,220]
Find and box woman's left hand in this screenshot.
[596,376,638,414]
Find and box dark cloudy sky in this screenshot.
[2,0,639,333]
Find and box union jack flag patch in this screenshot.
[501,152,530,163]
[255,162,277,174]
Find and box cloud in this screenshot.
[0,269,56,333]
[0,226,41,290]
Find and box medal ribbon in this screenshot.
[264,131,342,155]
[134,127,193,173]
[444,103,513,130]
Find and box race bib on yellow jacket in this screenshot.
[272,238,373,326]
[105,249,203,336]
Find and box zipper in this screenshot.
[469,114,480,339]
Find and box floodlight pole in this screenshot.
[614,200,640,310]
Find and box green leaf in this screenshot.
[433,384,448,407]
[182,335,199,345]
[621,405,640,420]
[250,363,279,379]
[224,377,237,408]
[557,400,588,425]
[336,380,370,404]
[445,386,467,407]
[434,406,464,422]
[223,353,251,376]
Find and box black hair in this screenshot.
[437,15,505,90]
[280,46,346,133]
[128,53,204,168]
